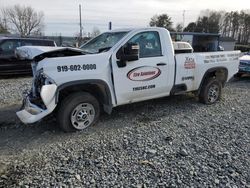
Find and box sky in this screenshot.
[0,0,249,36]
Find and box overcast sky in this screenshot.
[0,0,249,36]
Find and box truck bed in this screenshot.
[174,51,240,92]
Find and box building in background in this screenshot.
[219,37,236,51]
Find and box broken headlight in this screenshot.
[29,68,56,109]
[33,68,56,96]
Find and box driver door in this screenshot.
[111,31,173,105]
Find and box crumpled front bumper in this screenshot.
[16,84,57,124]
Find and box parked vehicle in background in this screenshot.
[0,37,56,75]
[235,52,250,77]
[16,27,240,132]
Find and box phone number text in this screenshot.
[57,64,96,72]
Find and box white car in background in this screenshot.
[235,52,250,77]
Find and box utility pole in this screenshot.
[182,10,186,32]
[79,4,83,39]
[3,18,7,30]
[109,22,112,30]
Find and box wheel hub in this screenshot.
[208,84,219,103]
[76,110,88,121]
[71,103,95,130]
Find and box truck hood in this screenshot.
[35,51,111,86]
[15,46,85,60]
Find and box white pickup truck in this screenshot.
[16,27,240,132]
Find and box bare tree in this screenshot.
[0,22,8,34]
[175,23,183,32]
[2,5,44,36]
[0,15,9,33]
[220,10,250,44]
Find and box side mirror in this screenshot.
[116,43,139,68]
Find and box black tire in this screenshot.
[234,73,243,78]
[57,92,100,132]
[199,78,222,105]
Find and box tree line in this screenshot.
[1,5,249,45]
[184,10,250,44]
[150,10,250,45]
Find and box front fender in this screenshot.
[55,80,113,114]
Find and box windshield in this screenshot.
[80,32,128,54]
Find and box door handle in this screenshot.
[157,62,167,66]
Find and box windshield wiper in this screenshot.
[80,50,94,54]
[98,47,112,53]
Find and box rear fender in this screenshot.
[198,67,228,93]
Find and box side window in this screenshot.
[0,40,21,56]
[128,31,162,58]
[32,40,42,46]
[47,41,55,46]
[21,40,40,46]
[21,40,33,46]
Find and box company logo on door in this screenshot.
[127,66,161,81]
[184,57,196,69]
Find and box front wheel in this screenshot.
[199,78,222,105]
[57,92,100,132]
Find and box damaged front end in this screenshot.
[15,46,88,124]
[16,66,57,124]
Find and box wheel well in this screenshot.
[56,82,112,111]
[199,68,228,92]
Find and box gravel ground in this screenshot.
[0,77,32,107]
[0,76,249,187]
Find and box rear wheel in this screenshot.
[199,78,222,104]
[234,73,243,78]
[57,92,100,132]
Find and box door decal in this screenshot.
[127,66,161,81]
[184,57,196,69]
